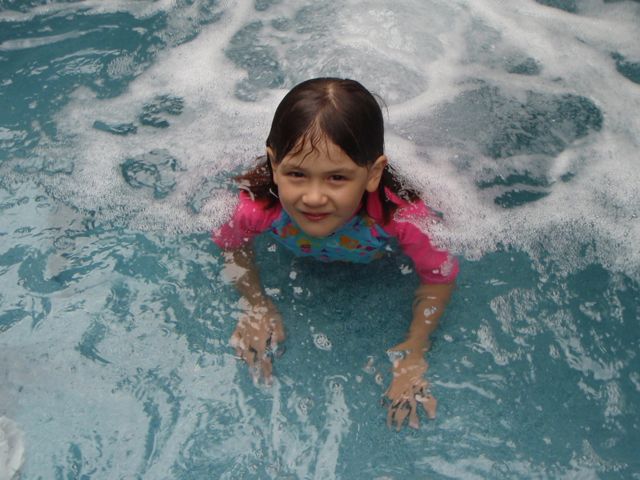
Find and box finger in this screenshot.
[273,322,285,342]
[248,345,263,375]
[256,328,270,349]
[229,333,244,350]
[267,338,285,359]
[245,347,258,369]
[261,356,273,384]
[239,348,252,367]
[394,402,410,431]
[249,364,260,385]
[386,404,394,429]
[408,397,419,430]
[389,385,409,407]
[254,343,267,365]
[265,329,277,352]
[273,343,286,358]
[254,330,270,358]
[383,386,391,400]
[414,382,429,399]
[419,394,437,419]
[260,352,273,376]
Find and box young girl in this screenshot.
[213,78,458,430]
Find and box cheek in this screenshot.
[275,184,297,205]
[336,187,364,210]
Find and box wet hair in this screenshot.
[236,77,419,223]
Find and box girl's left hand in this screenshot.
[229,300,285,384]
[383,346,437,430]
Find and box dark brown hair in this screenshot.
[236,78,419,223]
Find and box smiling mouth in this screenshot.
[302,212,330,221]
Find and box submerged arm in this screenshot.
[226,243,269,307]
[385,281,455,429]
[404,282,455,355]
[223,243,285,382]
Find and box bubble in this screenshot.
[423,306,438,317]
[362,356,376,374]
[386,350,406,363]
[93,121,137,136]
[296,397,314,416]
[329,379,343,393]
[138,95,185,128]
[312,333,332,351]
[399,264,413,275]
[120,149,184,199]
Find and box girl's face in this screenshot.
[269,137,387,238]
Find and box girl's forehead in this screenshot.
[284,134,356,166]
[283,150,359,172]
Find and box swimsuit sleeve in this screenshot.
[373,190,459,284]
[212,191,278,249]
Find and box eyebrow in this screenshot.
[283,164,357,175]
[325,168,356,175]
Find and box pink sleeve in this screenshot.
[212,192,279,249]
[373,191,459,284]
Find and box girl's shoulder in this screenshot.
[235,189,281,224]
[237,188,272,207]
[366,188,429,223]
[212,190,280,249]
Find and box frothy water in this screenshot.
[0,417,24,480]
[1,0,639,478]
[3,0,638,280]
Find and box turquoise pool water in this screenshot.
[1,0,639,478]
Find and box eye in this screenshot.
[286,171,305,178]
[329,174,348,182]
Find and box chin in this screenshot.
[300,226,333,238]
[296,220,337,238]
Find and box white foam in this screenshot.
[0,417,24,480]
[41,0,275,233]
[0,30,90,51]
[384,0,640,279]
[10,0,639,280]
[0,0,178,23]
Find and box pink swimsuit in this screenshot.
[213,189,458,284]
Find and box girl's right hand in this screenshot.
[229,300,285,384]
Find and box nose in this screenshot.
[302,182,328,207]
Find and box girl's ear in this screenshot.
[267,147,278,184]
[366,155,388,192]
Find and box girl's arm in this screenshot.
[385,281,455,430]
[227,243,270,306]
[224,243,285,382]
[403,282,455,355]
[213,193,285,382]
